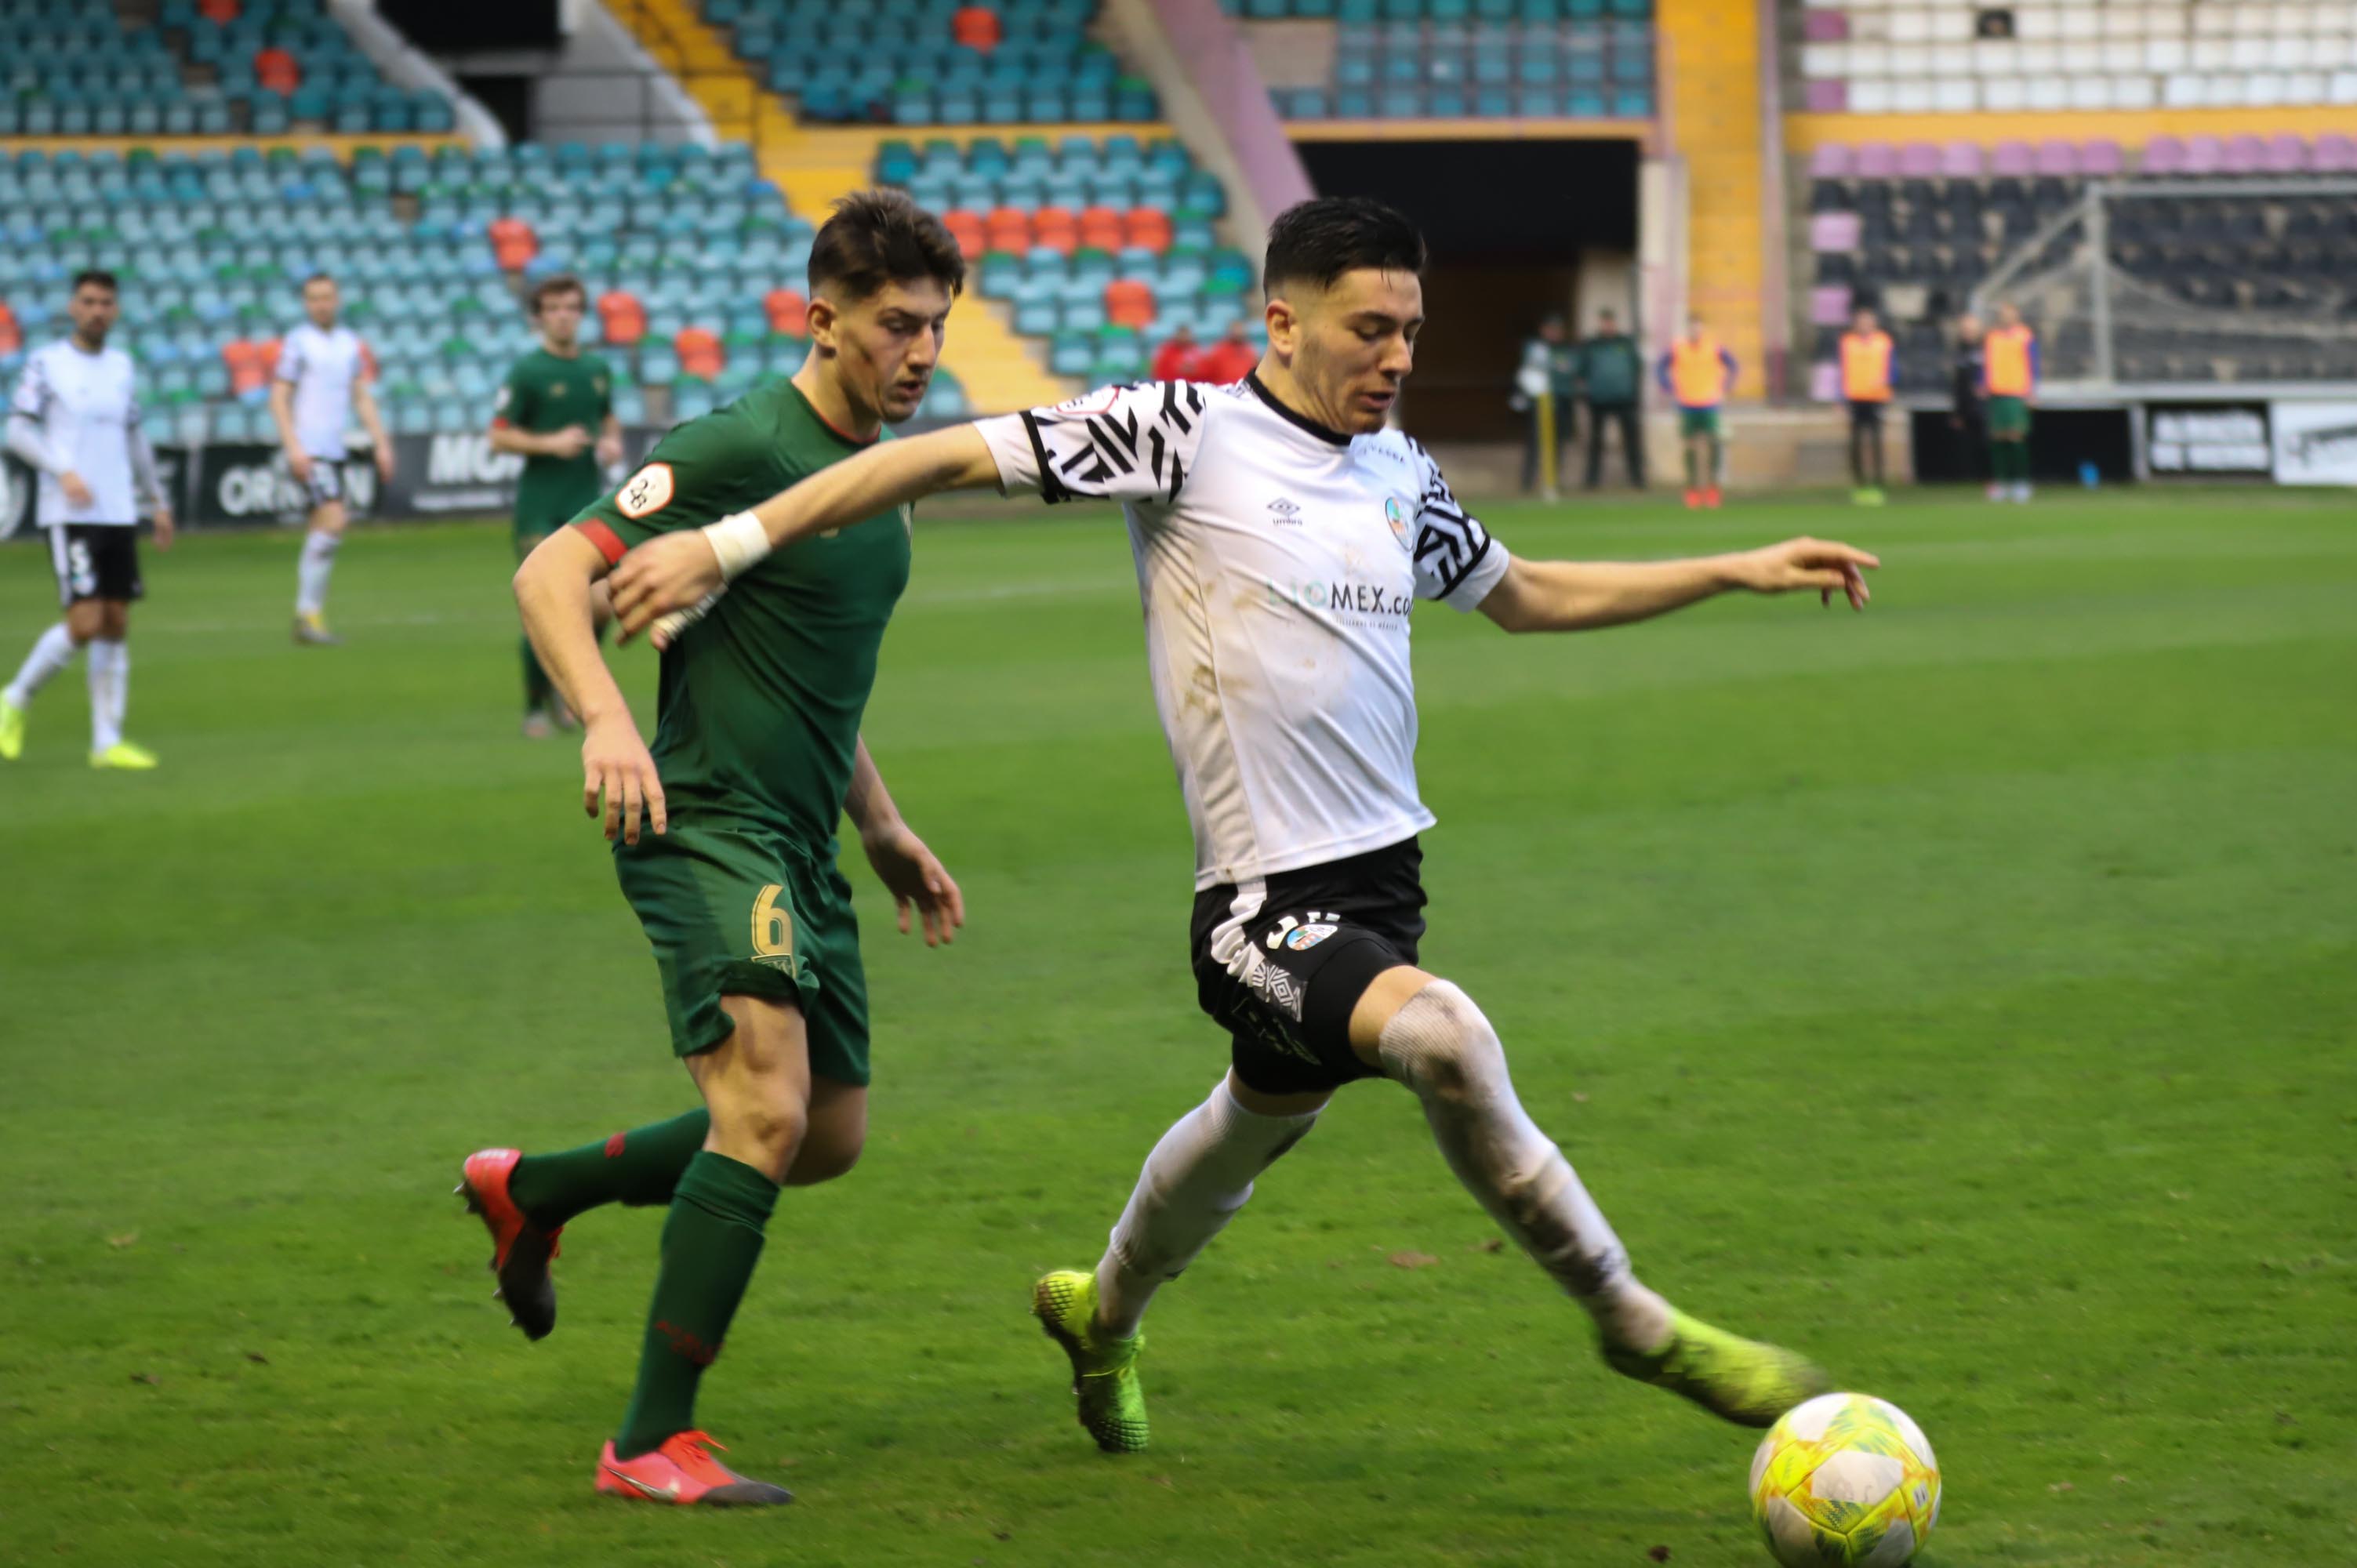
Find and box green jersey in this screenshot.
[496,345,615,532]
[577,379,911,848]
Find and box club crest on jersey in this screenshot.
[1266,910,1342,951]
[550,381,567,397]
[1384,495,1414,546]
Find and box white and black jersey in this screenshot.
[977,374,1511,893]
[7,339,157,526]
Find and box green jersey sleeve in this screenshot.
[572,403,781,563]
[495,361,537,430]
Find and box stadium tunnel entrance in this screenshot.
[1295,137,1641,447]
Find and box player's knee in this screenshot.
[783,1134,862,1186]
[100,604,129,640]
[711,1087,807,1178]
[1379,978,1505,1105]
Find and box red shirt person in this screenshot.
[1149,326,1198,383]
[1192,321,1258,385]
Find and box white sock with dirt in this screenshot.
[296,531,340,617]
[5,622,78,708]
[1377,979,1673,1353]
[86,638,125,752]
[1091,1077,1320,1338]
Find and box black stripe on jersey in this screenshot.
[1017,410,1073,504]
[1082,405,1142,475]
[1411,459,1494,596]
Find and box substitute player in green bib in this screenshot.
[473,192,968,1508]
[489,274,623,736]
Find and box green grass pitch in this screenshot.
[2,488,2352,1567]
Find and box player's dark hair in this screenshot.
[71,267,117,294]
[807,190,965,304]
[531,273,587,315]
[1262,198,1425,294]
[303,271,335,289]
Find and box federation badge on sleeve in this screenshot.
[618,462,675,519]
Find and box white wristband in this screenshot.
[702,510,773,581]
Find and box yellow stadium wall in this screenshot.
[1786,107,2357,151]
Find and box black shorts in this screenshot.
[48,524,142,607]
[1191,837,1426,1096]
[1847,400,1886,429]
[304,461,343,509]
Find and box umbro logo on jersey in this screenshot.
[1267,497,1302,523]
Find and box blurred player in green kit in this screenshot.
[489,274,623,736]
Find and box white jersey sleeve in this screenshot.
[1402,437,1509,611]
[6,351,60,471]
[976,381,1210,507]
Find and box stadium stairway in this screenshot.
[606,0,1089,410]
[1658,0,1764,395]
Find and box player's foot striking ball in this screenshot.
[594,1431,793,1507]
[1033,1269,1149,1454]
[1602,1308,1832,1428]
[458,1147,562,1341]
[606,196,1876,1465]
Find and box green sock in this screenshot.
[508,1109,711,1228]
[1684,445,1698,489]
[1707,438,1723,487]
[522,635,553,713]
[615,1151,779,1459]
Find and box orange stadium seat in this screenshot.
[488,216,539,272]
[254,45,300,95]
[1103,278,1155,330]
[198,0,238,21]
[0,303,20,358]
[764,287,808,337]
[599,289,648,347]
[951,2,1003,54]
[1124,208,1172,253]
[222,339,271,396]
[675,325,725,381]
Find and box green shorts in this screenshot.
[1678,407,1723,439]
[612,816,872,1085]
[1986,396,2031,437]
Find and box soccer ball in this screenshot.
[1748,1392,1941,1567]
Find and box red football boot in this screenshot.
[457,1148,561,1341]
[594,1432,794,1507]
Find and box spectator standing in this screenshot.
[1574,308,1644,489]
[1513,314,1578,499]
[1192,319,1258,385]
[1149,325,1199,383]
[1949,313,1988,493]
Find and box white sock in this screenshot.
[86,638,125,752]
[5,622,79,709]
[1377,980,1672,1352]
[296,531,341,616]
[1092,1077,1321,1338]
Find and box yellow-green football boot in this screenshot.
[1603,1309,1832,1428]
[1031,1269,1148,1454]
[89,740,160,771]
[0,695,24,760]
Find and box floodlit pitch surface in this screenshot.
[4,490,2351,1567]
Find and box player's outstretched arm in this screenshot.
[608,424,1002,644]
[515,528,666,844]
[1477,538,1878,633]
[845,736,965,948]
